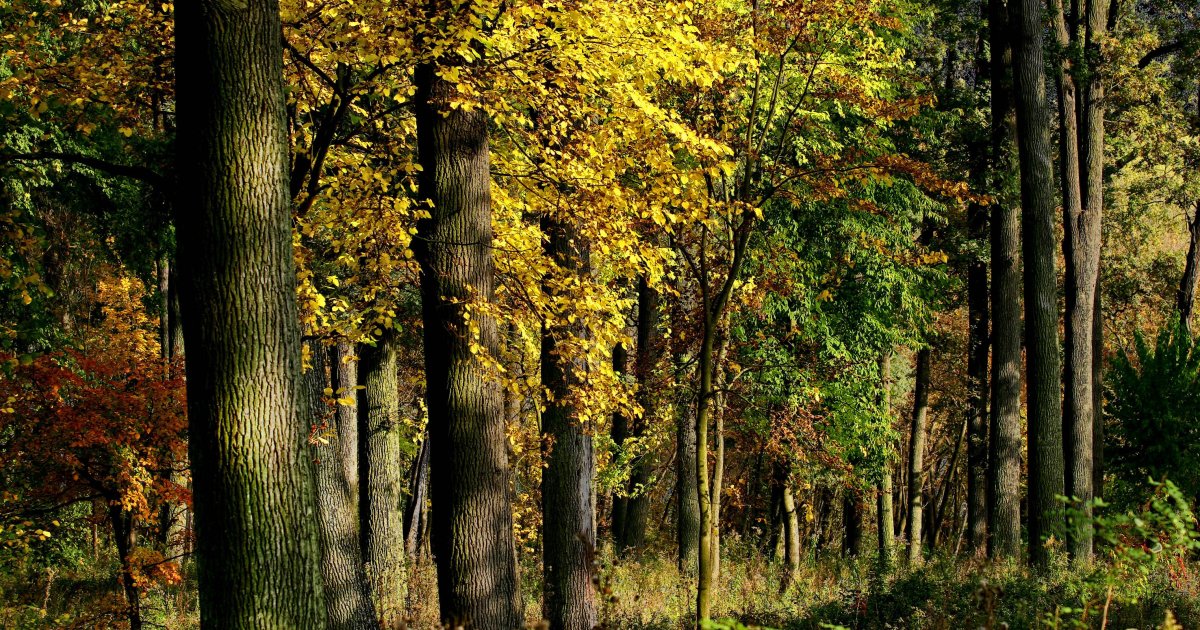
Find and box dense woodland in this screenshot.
[2,0,1200,628]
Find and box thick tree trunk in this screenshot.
[906,348,932,564]
[413,63,523,628]
[357,330,406,629]
[540,216,598,630]
[987,0,1022,561]
[966,200,990,555]
[1011,0,1066,566]
[622,276,660,551]
[1179,205,1200,336]
[305,344,379,630]
[174,0,328,623]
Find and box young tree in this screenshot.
[174,0,328,622]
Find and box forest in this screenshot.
[1,0,1200,628]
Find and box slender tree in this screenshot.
[413,60,523,627]
[621,276,660,550]
[173,0,328,622]
[876,352,896,568]
[906,347,932,564]
[1010,0,1066,566]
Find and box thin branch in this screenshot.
[0,152,169,192]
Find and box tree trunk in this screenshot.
[843,491,864,557]
[331,342,360,512]
[357,330,406,629]
[781,473,801,588]
[987,0,1022,561]
[403,432,430,561]
[676,368,700,571]
[540,216,598,630]
[623,276,660,551]
[173,0,328,622]
[611,342,630,548]
[1179,205,1200,336]
[906,348,932,564]
[1011,0,1066,566]
[877,352,896,568]
[110,505,142,630]
[932,418,967,548]
[413,62,523,628]
[966,198,990,555]
[305,344,378,630]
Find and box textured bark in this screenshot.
[1011,0,1066,566]
[966,198,990,555]
[174,0,329,623]
[676,373,700,571]
[357,330,406,629]
[413,63,523,629]
[330,342,360,512]
[987,0,1022,561]
[876,351,896,569]
[1179,206,1200,336]
[1054,0,1109,560]
[906,348,932,564]
[622,276,660,551]
[540,216,598,630]
[304,345,379,630]
[167,263,185,360]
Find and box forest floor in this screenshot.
[3,536,1199,629]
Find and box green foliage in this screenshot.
[1107,318,1200,505]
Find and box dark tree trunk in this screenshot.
[404,432,430,561]
[305,344,379,630]
[623,275,660,551]
[1010,0,1066,566]
[676,374,700,571]
[174,0,328,623]
[906,348,932,564]
[842,491,865,557]
[358,330,406,629]
[540,216,598,630]
[966,199,990,555]
[987,0,1022,561]
[413,63,523,628]
[611,343,630,547]
[110,505,142,630]
[1179,205,1200,336]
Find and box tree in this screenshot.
[906,347,932,564]
[413,60,523,628]
[173,0,329,624]
[1009,0,1066,566]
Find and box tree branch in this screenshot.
[0,152,169,192]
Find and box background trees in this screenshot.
[4,0,1200,628]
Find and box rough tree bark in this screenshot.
[1179,204,1200,335]
[174,0,329,623]
[304,344,378,630]
[906,348,932,564]
[1011,0,1066,566]
[966,196,990,555]
[330,342,360,512]
[356,330,405,629]
[413,61,523,628]
[540,216,598,630]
